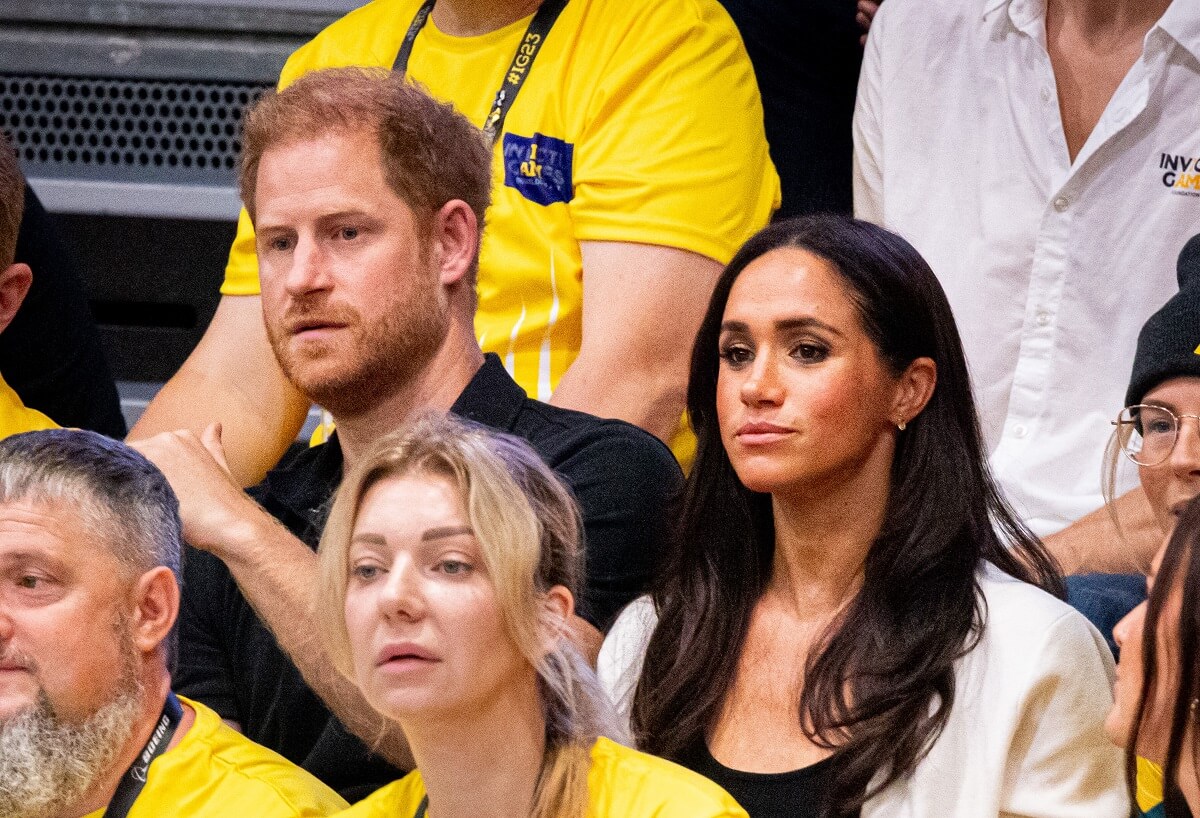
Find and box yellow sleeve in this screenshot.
[569,0,780,265]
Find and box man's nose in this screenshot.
[285,237,332,297]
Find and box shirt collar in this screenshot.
[1157,0,1200,66]
[448,352,527,432]
[257,353,527,528]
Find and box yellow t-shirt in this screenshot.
[222,0,779,459]
[0,372,58,438]
[1136,756,1164,815]
[332,736,747,818]
[83,696,347,818]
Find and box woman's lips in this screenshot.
[735,421,796,444]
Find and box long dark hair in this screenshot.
[630,215,1063,815]
[1129,494,1200,812]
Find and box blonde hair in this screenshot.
[316,413,624,818]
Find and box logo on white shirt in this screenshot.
[1159,153,1200,196]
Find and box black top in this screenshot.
[5,186,125,437]
[678,740,851,818]
[719,0,863,219]
[176,354,682,799]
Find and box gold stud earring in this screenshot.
[897,419,907,431]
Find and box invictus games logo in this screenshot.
[1159,153,1200,196]
[502,132,574,206]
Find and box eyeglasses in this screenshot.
[1112,404,1200,466]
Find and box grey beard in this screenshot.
[0,679,144,818]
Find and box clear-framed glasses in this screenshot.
[1112,404,1200,467]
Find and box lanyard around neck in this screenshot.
[391,0,569,144]
[104,692,184,818]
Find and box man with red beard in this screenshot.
[133,67,682,800]
[0,429,345,818]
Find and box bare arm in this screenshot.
[550,241,722,444]
[127,295,310,488]
[1042,486,1162,575]
[131,426,416,769]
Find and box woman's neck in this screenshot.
[402,675,547,818]
[767,453,892,616]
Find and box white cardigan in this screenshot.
[598,565,1130,818]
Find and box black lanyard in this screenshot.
[391,0,569,144]
[105,692,184,818]
[413,795,428,818]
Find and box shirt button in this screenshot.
[1036,310,1050,326]
[1041,87,1052,102]
[1053,196,1070,212]
[1013,424,1028,439]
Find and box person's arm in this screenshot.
[127,295,310,488]
[851,0,886,223]
[1043,487,1162,575]
[549,242,721,444]
[131,426,415,770]
[999,611,1130,817]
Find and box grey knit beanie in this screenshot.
[1125,233,1200,407]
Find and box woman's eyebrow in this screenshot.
[720,316,844,338]
[421,525,474,542]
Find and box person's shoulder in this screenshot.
[589,737,747,818]
[166,697,348,816]
[976,564,1110,667]
[513,399,682,482]
[874,0,989,29]
[325,772,426,817]
[575,0,736,34]
[281,0,421,83]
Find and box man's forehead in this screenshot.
[0,498,95,559]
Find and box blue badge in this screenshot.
[502,133,574,206]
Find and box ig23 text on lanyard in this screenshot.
[391,0,569,144]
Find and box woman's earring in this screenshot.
[897,419,907,431]
[1191,698,1199,720]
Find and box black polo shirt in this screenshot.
[175,354,682,798]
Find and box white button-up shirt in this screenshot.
[854,0,1200,535]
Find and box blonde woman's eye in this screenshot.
[351,564,382,582]
[438,560,472,576]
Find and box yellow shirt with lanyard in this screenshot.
[82,695,347,818]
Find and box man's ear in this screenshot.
[433,200,478,288]
[892,356,937,428]
[0,263,32,335]
[129,566,180,656]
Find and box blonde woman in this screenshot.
[315,413,745,818]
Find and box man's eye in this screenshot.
[339,227,359,240]
[269,237,292,251]
[16,575,42,590]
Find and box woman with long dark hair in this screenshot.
[599,215,1127,817]
[1108,495,1200,818]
